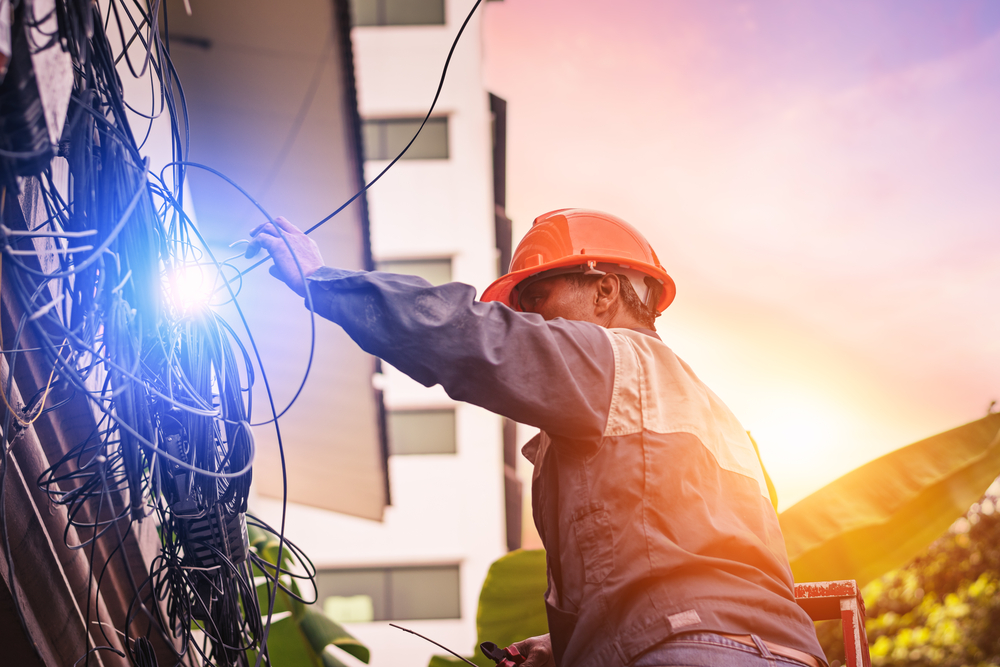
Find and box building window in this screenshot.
[362,117,449,161]
[387,409,456,455]
[375,258,452,286]
[349,0,445,26]
[316,565,461,623]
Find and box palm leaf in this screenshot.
[780,412,1000,587]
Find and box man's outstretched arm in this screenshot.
[248,218,616,443]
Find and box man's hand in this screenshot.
[509,634,554,667]
[246,216,324,297]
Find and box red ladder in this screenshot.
[795,580,871,667]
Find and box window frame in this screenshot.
[385,407,457,456]
[315,564,462,622]
[349,0,446,27]
[375,257,453,286]
[361,116,450,161]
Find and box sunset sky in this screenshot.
[482,0,1000,508]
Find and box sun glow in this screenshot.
[743,391,868,510]
[751,395,847,459]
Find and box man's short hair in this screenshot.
[566,273,660,329]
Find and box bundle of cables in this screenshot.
[1,0,316,665]
[0,0,486,663]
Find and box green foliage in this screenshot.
[817,487,1000,667]
[249,524,370,667]
[429,550,549,667]
[475,549,549,648]
[428,653,480,667]
[781,412,1000,588]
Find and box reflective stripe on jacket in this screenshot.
[305,268,825,667]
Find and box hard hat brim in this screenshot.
[482,255,676,313]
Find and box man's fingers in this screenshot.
[509,636,553,667]
[245,232,290,260]
[249,221,272,237]
[250,220,305,247]
[249,220,292,239]
[509,641,534,667]
[271,216,301,233]
[243,215,317,298]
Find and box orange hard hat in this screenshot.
[482,209,676,312]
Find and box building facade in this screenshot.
[257,1,517,665]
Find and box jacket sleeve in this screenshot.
[305,267,615,443]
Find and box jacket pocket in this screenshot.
[572,506,614,584]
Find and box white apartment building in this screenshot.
[258,1,518,666]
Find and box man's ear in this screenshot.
[594,274,620,314]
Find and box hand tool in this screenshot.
[480,641,526,667]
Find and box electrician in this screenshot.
[247,209,826,667]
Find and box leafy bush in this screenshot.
[818,485,1000,667]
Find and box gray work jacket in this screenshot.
[306,268,826,667]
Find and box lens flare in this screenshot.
[168,264,213,312]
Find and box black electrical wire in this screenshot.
[238,0,486,277]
